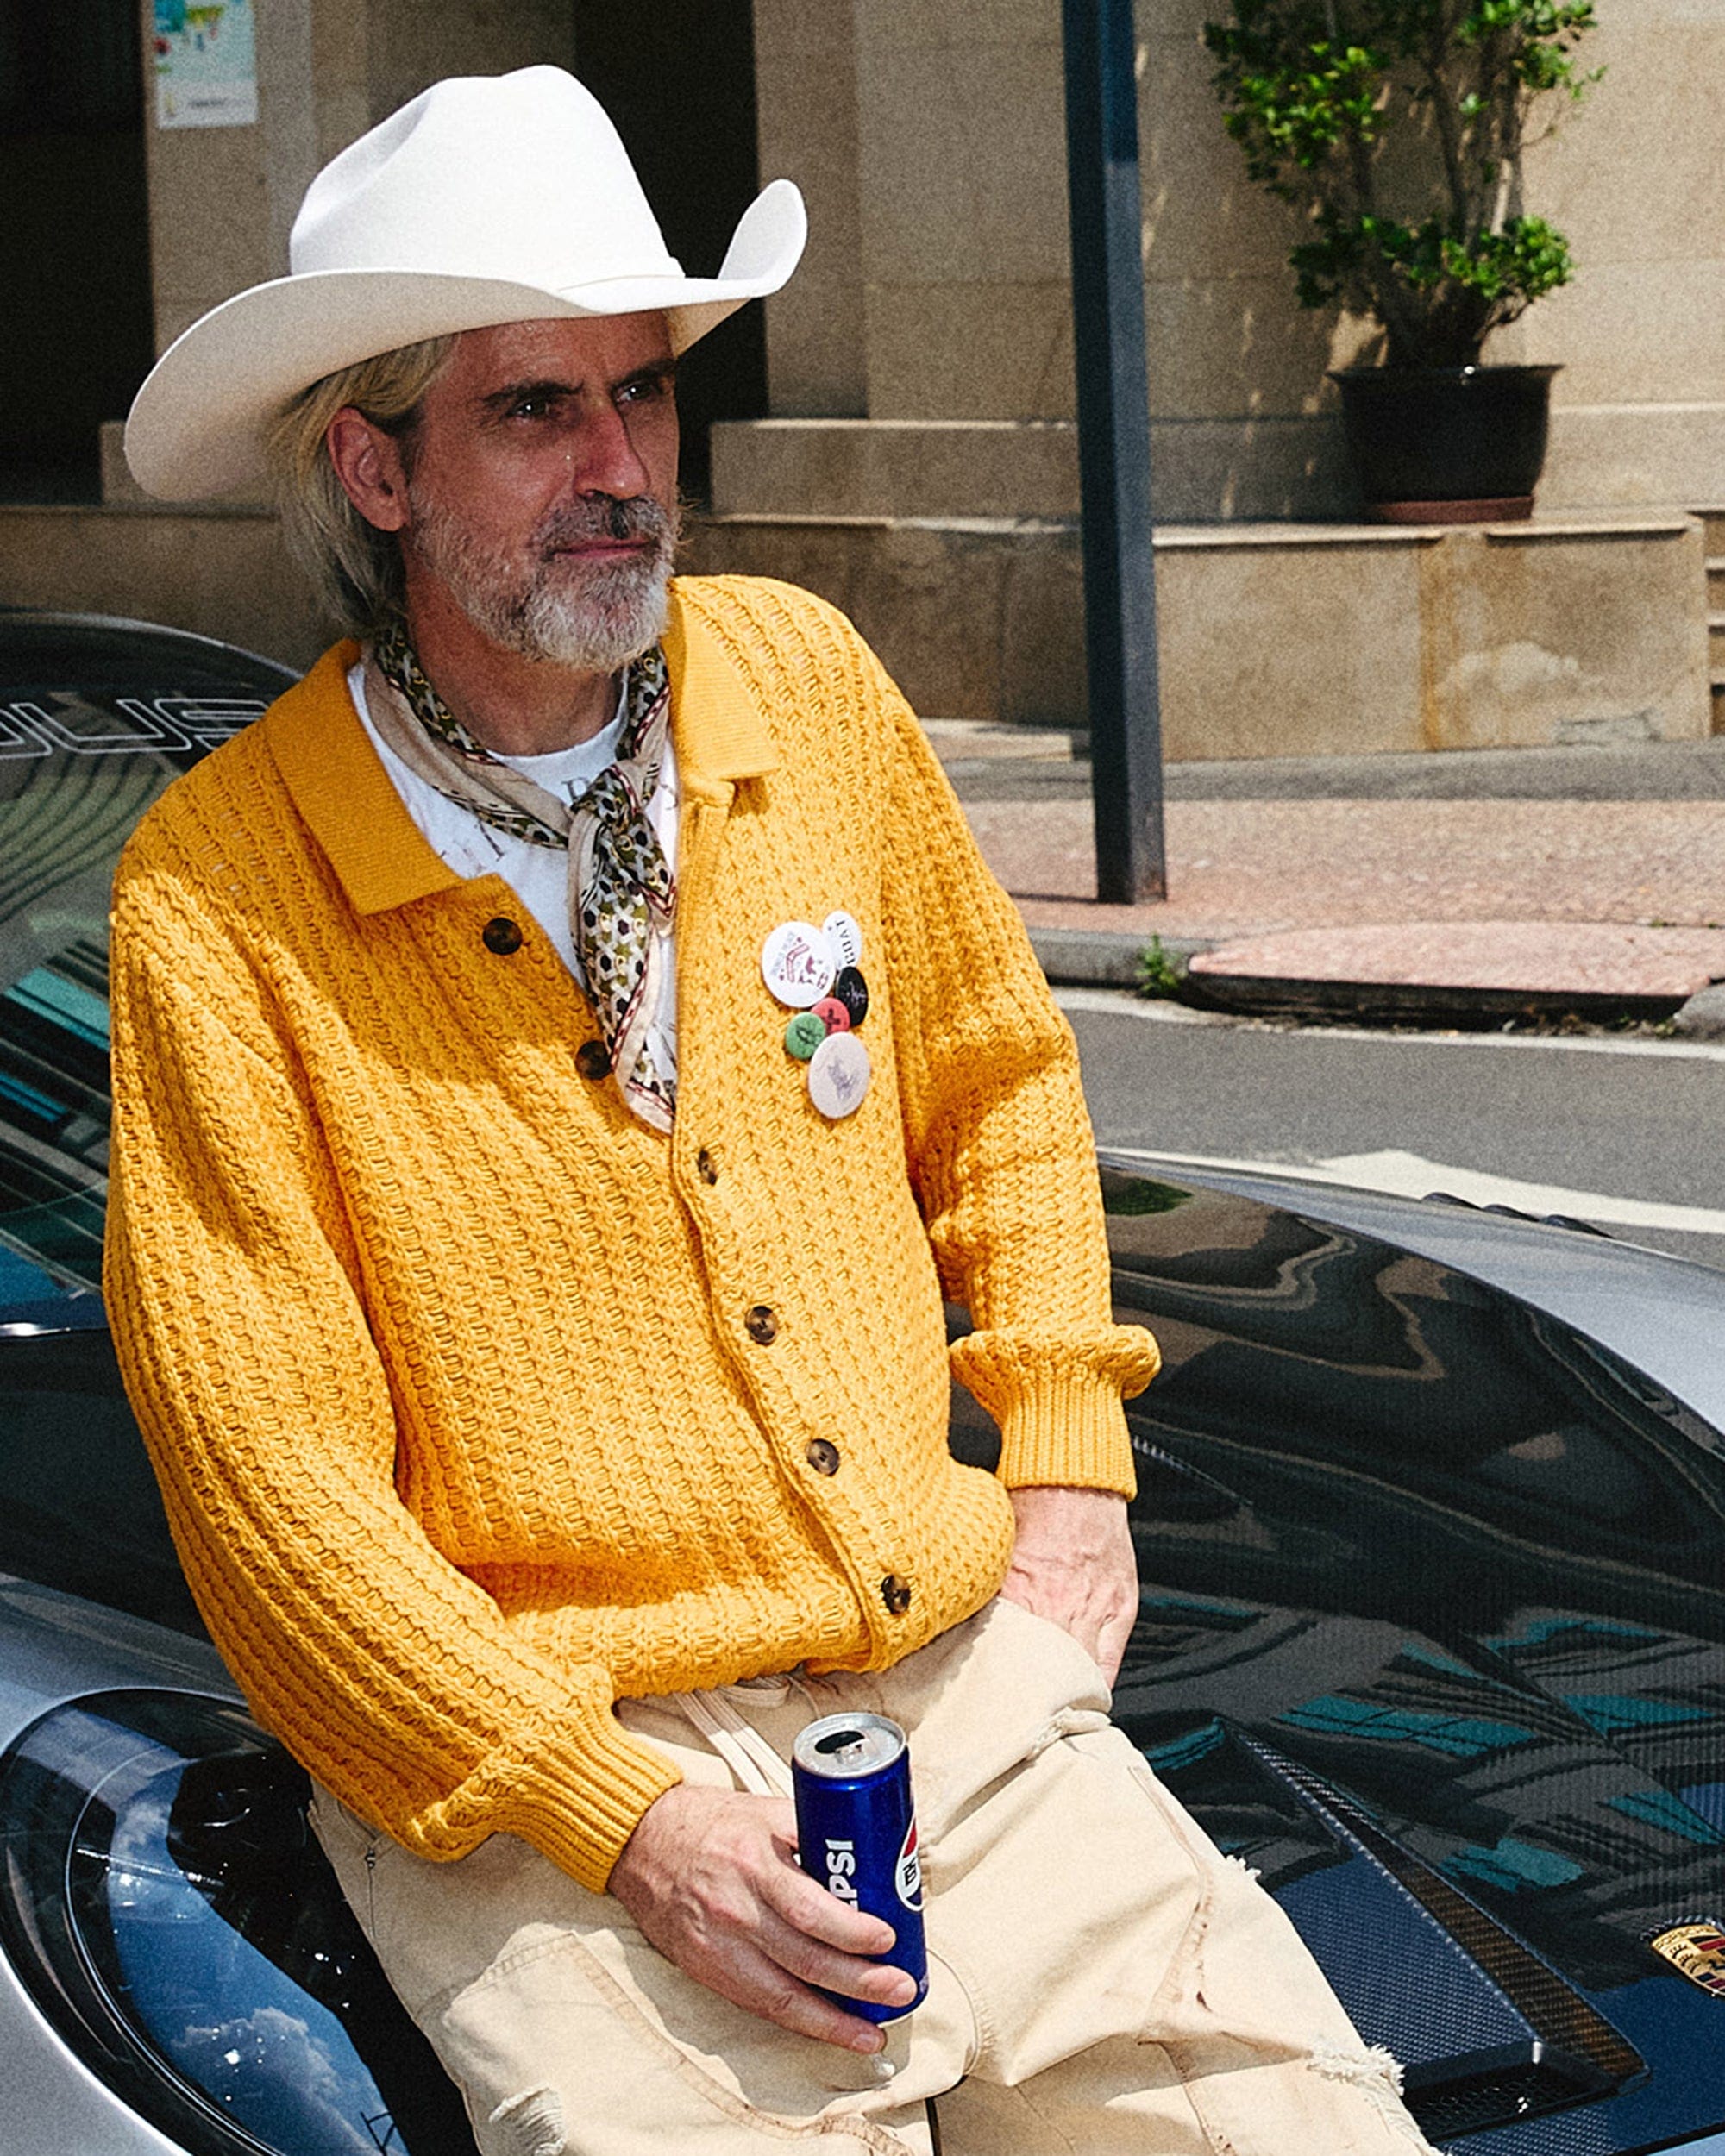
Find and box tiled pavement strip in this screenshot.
[932,727,1725,1006]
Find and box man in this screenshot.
[108,66,1433,2156]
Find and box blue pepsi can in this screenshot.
[792,1710,928,2022]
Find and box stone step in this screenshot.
[680,507,1707,754]
[923,718,1081,763]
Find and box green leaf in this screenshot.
[1201,0,1597,362]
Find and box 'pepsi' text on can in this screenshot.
[792,1710,928,2023]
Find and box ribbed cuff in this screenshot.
[994,1369,1139,1498]
[433,1709,686,1894]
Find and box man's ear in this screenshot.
[325,407,411,533]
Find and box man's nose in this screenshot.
[565,402,652,499]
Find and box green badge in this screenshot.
[785,1011,827,1061]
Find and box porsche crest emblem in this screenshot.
[1646,1918,1725,1999]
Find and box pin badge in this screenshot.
[762,921,837,1008]
[831,966,869,1029]
[823,910,864,970]
[812,996,852,1034]
[807,1031,870,1119]
[785,1012,827,1061]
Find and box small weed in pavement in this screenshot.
[1136,937,1184,999]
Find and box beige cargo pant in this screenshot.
[310,1597,1435,2156]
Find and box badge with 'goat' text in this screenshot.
[823,910,864,970]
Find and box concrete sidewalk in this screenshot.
[929,724,1725,1023]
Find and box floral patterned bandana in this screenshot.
[365,624,678,1131]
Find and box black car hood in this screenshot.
[6,1163,1724,2153]
[953,1169,1725,2153]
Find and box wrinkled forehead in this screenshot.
[442,310,677,393]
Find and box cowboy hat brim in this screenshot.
[125,178,806,502]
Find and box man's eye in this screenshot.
[511,397,553,420]
[619,375,672,405]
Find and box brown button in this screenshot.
[696,1148,719,1186]
[881,1573,913,1616]
[482,915,524,955]
[744,1304,779,1345]
[806,1438,840,1476]
[575,1039,612,1080]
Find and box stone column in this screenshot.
[753,0,867,416]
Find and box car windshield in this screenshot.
[0,616,293,1309]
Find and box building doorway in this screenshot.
[571,0,767,506]
[0,0,154,501]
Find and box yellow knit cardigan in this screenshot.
[104,575,1159,1891]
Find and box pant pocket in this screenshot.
[307,1785,384,1941]
[431,1928,922,2153]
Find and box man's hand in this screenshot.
[607,1783,917,2051]
[1000,1484,1138,1684]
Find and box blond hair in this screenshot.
[267,337,455,637]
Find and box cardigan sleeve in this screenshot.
[103,843,681,1892]
[870,656,1161,1495]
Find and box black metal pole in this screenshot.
[1061,0,1167,904]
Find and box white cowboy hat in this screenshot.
[125,65,806,501]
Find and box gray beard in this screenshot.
[405,492,679,670]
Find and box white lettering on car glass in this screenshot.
[0,696,268,761]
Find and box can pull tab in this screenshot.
[814,1727,871,1766]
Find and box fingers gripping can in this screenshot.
[792,1711,928,2022]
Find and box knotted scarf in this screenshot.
[366,624,677,1131]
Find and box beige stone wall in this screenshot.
[757,0,1074,424]
[1500,0,1725,506]
[0,505,337,669]
[135,0,1721,512]
[749,0,1725,518]
[686,510,1709,751]
[753,0,867,415]
[141,0,574,354]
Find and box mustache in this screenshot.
[533,495,680,554]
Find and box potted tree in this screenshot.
[1203,0,1600,520]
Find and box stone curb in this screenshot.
[1184,975,1689,1026]
[1025,926,1213,988]
[1673,983,1725,1039]
[1026,918,1723,1030]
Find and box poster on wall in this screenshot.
[153,0,259,128]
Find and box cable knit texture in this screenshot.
[104,575,1159,1892]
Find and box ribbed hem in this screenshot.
[994,1369,1139,1498]
[438,1712,685,1895]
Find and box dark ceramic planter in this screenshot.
[1329,363,1561,523]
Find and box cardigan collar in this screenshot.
[260,580,781,918]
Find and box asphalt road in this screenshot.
[1059,990,1725,1274]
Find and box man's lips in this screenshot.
[544,536,651,561]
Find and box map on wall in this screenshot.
[152,0,258,129]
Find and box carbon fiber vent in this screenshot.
[1410,2053,1614,2143]
[1233,1731,1645,2137]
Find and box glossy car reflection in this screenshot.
[1095,1175,1725,2154]
[3,615,1724,2154]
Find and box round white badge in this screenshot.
[823,910,865,971]
[807,1030,871,1119]
[761,921,837,1008]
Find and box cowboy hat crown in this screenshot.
[125,66,806,501]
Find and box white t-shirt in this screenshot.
[348,660,680,1081]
